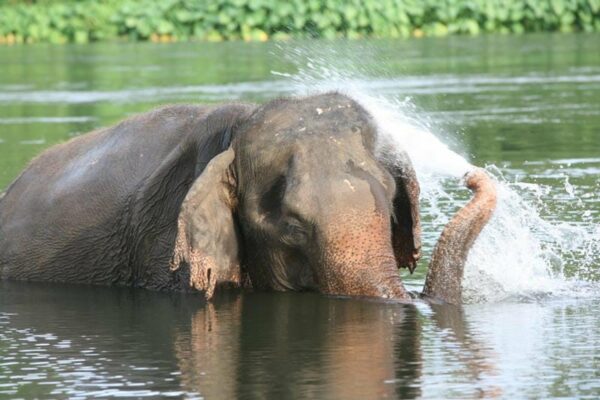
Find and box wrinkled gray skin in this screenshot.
[0,93,496,303]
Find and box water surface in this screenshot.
[0,34,599,398]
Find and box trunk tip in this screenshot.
[463,168,495,192]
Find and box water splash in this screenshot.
[272,44,599,302]
[464,166,600,302]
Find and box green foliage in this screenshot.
[0,0,599,44]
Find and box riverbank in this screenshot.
[1,0,599,45]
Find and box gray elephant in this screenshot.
[0,93,496,303]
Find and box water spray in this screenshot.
[272,45,599,302]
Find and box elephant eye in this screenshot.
[260,175,287,219]
[281,218,308,247]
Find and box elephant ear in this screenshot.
[387,149,422,273]
[171,147,242,299]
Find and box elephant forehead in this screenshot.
[242,97,376,146]
[294,135,389,182]
[247,125,376,167]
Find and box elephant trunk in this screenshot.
[422,168,497,304]
[323,255,410,300]
[320,213,411,300]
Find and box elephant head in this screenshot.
[171,93,496,303]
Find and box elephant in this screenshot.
[0,92,497,304]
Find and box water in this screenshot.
[1,34,599,398]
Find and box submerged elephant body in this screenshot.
[0,93,496,303]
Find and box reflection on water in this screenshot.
[2,282,598,399]
[175,294,424,399]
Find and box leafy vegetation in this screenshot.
[0,0,599,44]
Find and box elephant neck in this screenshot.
[422,169,497,304]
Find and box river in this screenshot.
[0,34,599,398]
